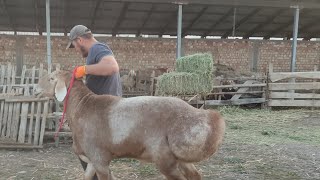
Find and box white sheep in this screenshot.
[34,70,225,180]
[120,69,136,91]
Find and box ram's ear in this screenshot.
[54,78,67,102]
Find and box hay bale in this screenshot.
[176,53,215,75]
[155,53,215,96]
[155,72,213,96]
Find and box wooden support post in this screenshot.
[18,86,30,143]
[33,102,42,146]
[39,100,49,146]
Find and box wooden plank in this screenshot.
[44,131,71,137]
[0,95,24,101]
[190,98,266,106]
[10,101,17,139]
[18,86,30,143]
[56,64,61,71]
[54,100,61,147]
[6,63,12,86]
[11,88,23,141]
[269,71,320,82]
[33,102,42,146]
[187,94,198,103]
[27,98,36,144]
[5,102,14,138]
[11,66,16,85]
[7,84,12,93]
[28,68,36,144]
[268,99,320,107]
[39,64,44,82]
[48,64,52,74]
[5,97,49,103]
[212,83,266,89]
[5,89,15,138]
[39,101,49,146]
[269,82,320,90]
[20,65,26,85]
[0,84,37,89]
[0,65,5,85]
[214,76,267,81]
[1,89,10,137]
[269,63,273,74]
[48,100,54,130]
[150,70,155,96]
[0,144,43,149]
[207,91,265,95]
[31,66,36,89]
[0,86,6,135]
[270,92,320,99]
[231,80,255,101]
[312,66,317,111]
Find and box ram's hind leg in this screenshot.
[179,163,201,180]
[154,147,186,180]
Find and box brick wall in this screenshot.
[1,34,320,75]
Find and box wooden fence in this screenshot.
[0,63,61,149]
[185,77,267,107]
[267,64,320,107]
[3,61,320,148]
[122,70,156,97]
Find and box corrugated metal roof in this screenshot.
[1,0,320,39]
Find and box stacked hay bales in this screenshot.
[156,53,215,96]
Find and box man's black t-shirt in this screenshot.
[85,42,122,96]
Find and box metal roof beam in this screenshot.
[136,4,155,36]
[202,8,233,38]
[91,0,103,30]
[34,0,43,35]
[287,16,320,38]
[263,9,308,39]
[182,6,208,37]
[243,8,286,39]
[102,0,320,9]
[1,0,16,33]
[63,0,69,35]
[302,31,320,40]
[159,9,177,36]
[299,21,320,34]
[112,2,130,36]
[222,8,261,38]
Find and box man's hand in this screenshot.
[75,65,86,79]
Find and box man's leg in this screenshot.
[79,158,98,180]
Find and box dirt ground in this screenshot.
[1,108,320,180]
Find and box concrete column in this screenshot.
[177,4,183,59]
[46,0,52,66]
[291,6,300,72]
[232,7,237,37]
[15,37,26,75]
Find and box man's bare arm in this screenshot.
[86,55,119,76]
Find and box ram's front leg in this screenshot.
[91,153,115,180]
[96,166,116,180]
[79,155,96,180]
[84,163,96,180]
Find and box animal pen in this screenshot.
[1,0,319,151]
[1,60,320,149]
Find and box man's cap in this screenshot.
[66,25,92,49]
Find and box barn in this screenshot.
[0,0,320,179]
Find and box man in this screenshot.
[66,24,122,96]
[66,24,122,179]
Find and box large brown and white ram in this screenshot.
[34,70,225,180]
